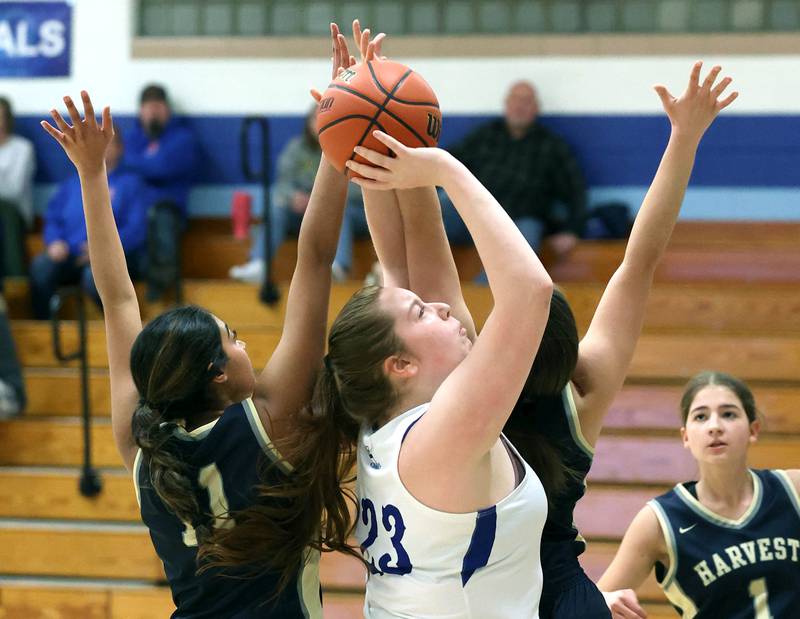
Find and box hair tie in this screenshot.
[323,355,333,373]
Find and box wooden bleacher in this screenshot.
[2,221,799,618]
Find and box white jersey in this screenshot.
[356,403,547,619]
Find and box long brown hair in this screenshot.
[506,288,580,503]
[130,306,228,544]
[200,286,403,590]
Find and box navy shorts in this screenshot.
[539,570,611,619]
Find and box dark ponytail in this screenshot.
[199,286,396,590]
[130,306,228,545]
[507,288,581,505]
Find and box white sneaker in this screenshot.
[364,261,383,287]
[331,262,349,282]
[0,379,21,419]
[229,259,265,283]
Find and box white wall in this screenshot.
[3,0,800,116]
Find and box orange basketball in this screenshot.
[316,60,442,174]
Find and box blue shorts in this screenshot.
[539,570,611,619]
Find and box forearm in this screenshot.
[295,156,348,267]
[623,132,698,272]
[396,187,475,338]
[78,169,137,304]
[362,188,409,289]
[439,154,550,297]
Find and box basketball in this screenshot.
[316,60,442,174]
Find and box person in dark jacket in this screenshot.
[124,84,200,300]
[29,130,147,319]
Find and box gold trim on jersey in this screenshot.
[649,500,699,617]
[564,383,594,457]
[243,397,294,473]
[297,547,323,618]
[771,470,800,518]
[674,470,762,529]
[133,448,143,507]
[649,500,678,586]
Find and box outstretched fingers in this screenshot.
[40,120,66,145]
[371,130,406,156]
[354,145,393,168]
[701,65,722,92]
[63,96,83,129]
[711,76,732,98]
[345,159,391,182]
[50,108,72,135]
[101,106,113,137]
[653,84,674,108]
[81,91,97,129]
[687,61,703,93]
[717,90,739,110]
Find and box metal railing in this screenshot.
[50,287,102,497]
[241,116,279,305]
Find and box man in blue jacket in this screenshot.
[124,84,199,301]
[29,131,148,319]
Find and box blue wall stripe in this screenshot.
[31,184,800,221]
[17,113,800,188]
[461,505,497,587]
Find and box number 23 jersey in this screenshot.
[356,404,548,619]
[649,469,800,619]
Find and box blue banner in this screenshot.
[0,2,71,77]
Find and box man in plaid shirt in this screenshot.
[442,81,587,278]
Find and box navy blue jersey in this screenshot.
[650,469,800,619]
[504,384,594,586]
[134,398,322,618]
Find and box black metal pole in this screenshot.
[51,288,102,497]
[240,117,279,305]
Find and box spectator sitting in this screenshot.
[0,220,26,419]
[29,130,147,320]
[124,84,199,300]
[0,96,36,277]
[442,80,587,281]
[230,107,366,283]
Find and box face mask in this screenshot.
[145,119,164,140]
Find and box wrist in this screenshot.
[77,164,107,182]
[668,128,703,148]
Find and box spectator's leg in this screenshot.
[146,201,183,302]
[0,200,27,277]
[29,253,81,320]
[79,264,102,309]
[333,205,358,279]
[513,216,546,252]
[0,293,25,417]
[437,188,472,246]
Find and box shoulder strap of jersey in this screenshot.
[563,383,594,457]
[242,398,293,473]
[769,469,800,519]
[132,448,144,507]
[647,497,699,617]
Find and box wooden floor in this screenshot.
[3,221,799,617]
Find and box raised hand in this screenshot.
[41,91,113,176]
[347,131,447,190]
[352,19,385,63]
[310,23,354,103]
[654,61,737,142]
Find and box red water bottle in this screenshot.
[231,191,252,240]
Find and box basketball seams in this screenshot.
[348,68,422,163]
[366,61,441,109]
[326,82,432,151]
[318,113,380,135]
